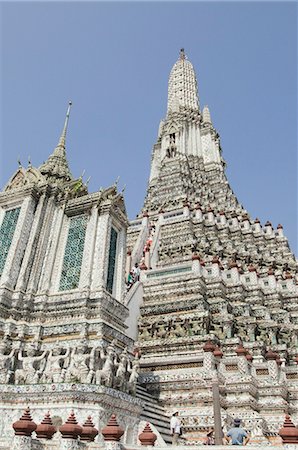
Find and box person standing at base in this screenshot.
[225,418,249,445]
[170,411,181,445]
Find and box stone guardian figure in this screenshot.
[42,345,70,383]
[0,342,16,384]
[15,345,48,384]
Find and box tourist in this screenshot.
[203,429,215,445]
[127,271,134,290]
[132,263,140,282]
[225,418,249,445]
[170,411,181,445]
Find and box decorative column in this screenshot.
[228,260,240,283]
[195,203,203,221]
[35,411,56,439]
[265,349,279,379]
[139,423,157,446]
[12,407,37,450]
[91,212,110,291]
[248,265,258,285]
[236,343,249,374]
[183,200,190,218]
[102,414,124,450]
[203,340,215,370]
[192,253,201,275]
[268,267,277,289]
[59,411,82,450]
[230,212,239,228]
[207,206,214,223]
[211,256,221,277]
[218,210,226,225]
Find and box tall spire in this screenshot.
[57,101,72,149]
[39,102,73,183]
[167,49,200,115]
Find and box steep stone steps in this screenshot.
[136,385,172,445]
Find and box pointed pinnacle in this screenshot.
[58,101,72,148]
[180,48,186,60]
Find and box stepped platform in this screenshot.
[136,384,172,445]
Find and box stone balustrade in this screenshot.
[11,408,298,449]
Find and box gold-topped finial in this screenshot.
[180,48,186,60]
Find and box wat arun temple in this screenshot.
[0,50,297,448]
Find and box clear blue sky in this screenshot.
[1,2,297,255]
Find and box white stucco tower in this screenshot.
[149,49,222,186]
[0,103,142,446]
[126,49,298,446]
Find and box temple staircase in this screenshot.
[136,384,172,445]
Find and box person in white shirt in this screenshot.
[170,411,181,445]
[132,263,140,282]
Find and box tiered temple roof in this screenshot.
[126,50,298,444]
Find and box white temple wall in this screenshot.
[0,195,34,289]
